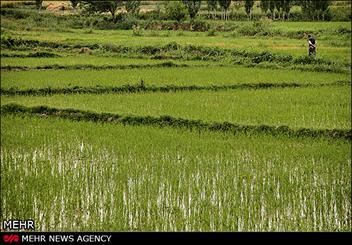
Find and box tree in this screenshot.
[260,0,270,13]
[124,0,141,15]
[35,0,43,9]
[317,0,330,20]
[299,0,330,20]
[244,0,254,19]
[300,0,326,20]
[275,0,284,20]
[165,1,188,23]
[261,0,292,20]
[70,0,80,9]
[218,0,231,20]
[207,0,218,19]
[282,0,292,20]
[268,0,276,20]
[82,0,122,21]
[182,0,202,21]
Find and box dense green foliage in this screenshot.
[164,1,188,22]
[182,0,202,20]
[35,0,43,10]
[82,0,122,21]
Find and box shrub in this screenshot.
[251,51,274,63]
[329,5,351,21]
[190,18,209,31]
[293,56,333,66]
[229,8,248,20]
[117,14,140,30]
[27,51,60,58]
[164,1,188,22]
[1,8,31,19]
[288,5,303,21]
[238,19,272,36]
[35,0,43,10]
[163,42,180,51]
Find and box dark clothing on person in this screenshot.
[308,36,316,56]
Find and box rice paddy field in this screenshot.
[1,4,351,232]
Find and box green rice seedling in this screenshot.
[1,115,350,231]
[1,86,350,130]
[1,66,350,90]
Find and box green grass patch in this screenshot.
[2,86,350,130]
[1,103,350,140]
[0,56,205,68]
[1,66,349,90]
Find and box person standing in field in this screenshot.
[307,34,316,57]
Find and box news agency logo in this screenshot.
[3,234,20,244]
[2,234,113,243]
[1,220,112,243]
[1,220,35,231]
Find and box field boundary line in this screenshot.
[1,63,350,74]
[1,81,349,96]
[1,103,351,141]
[0,62,197,71]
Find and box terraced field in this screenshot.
[1,8,351,232]
[3,28,351,63]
